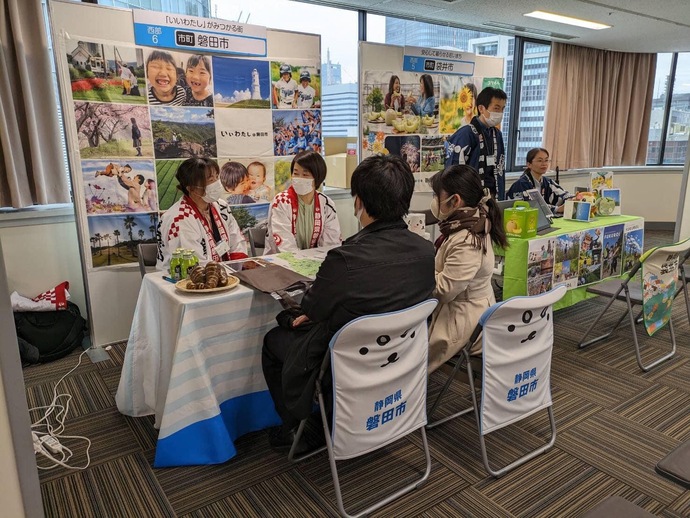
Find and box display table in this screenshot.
[115,274,283,467]
[497,215,644,310]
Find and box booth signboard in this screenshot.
[133,9,267,57]
[402,46,475,76]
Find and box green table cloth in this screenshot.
[496,215,644,310]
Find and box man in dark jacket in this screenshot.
[262,154,436,449]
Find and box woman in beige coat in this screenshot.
[428,165,508,373]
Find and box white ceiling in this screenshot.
[304,0,690,53]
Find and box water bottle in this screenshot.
[182,250,195,279]
[170,250,183,281]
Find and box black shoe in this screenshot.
[268,426,309,455]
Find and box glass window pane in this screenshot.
[514,41,551,167]
[663,52,690,165]
[215,1,359,137]
[647,53,673,164]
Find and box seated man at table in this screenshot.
[262,154,436,450]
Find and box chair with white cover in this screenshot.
[137,243,158,278]
[427,285,567,477]
[578,239,690,372]
[289,299,437,518]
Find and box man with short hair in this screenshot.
[445,86,507,199]
[262,154,435,450]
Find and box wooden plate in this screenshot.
[175,275,240,293]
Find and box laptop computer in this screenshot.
[498,194,559,235]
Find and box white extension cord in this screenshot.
[29,348,93,470]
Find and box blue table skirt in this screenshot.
[154,390,281,467]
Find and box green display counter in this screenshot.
[496,215,644,310]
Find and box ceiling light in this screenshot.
[524,11,612,30]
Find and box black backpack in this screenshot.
[14,302,88,363]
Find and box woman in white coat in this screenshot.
[157,158,247,271]
[427,165,508,373]
[266,150,341,253]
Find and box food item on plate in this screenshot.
[182,261,231,290]
[189,265,205,285]
[205,262,221,289]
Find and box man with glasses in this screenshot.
[506,147,572,214]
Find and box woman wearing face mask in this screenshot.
[507,147,572,214]
[156,157,247,271]
[266,150,341,253]
[427,165,508,373]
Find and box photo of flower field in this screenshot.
[67,41,146,104]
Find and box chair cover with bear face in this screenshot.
[478,285,566,435]
[328,300,437,460]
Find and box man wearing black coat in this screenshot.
[262,154,436,449]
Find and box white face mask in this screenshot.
[292,177,314,196]
[202,179,225,203]
[353,196,364,223]
[483,110,503,127]
[430,196,455,221]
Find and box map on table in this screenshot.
[275,252,323,279]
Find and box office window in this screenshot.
[646,53,673,164]
[514,41,551,166]
[214,0,359,137]
[664,53,690,164]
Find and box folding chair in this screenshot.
[247,225,267,257]
[578,239,690,372]
[676,247,690,326]
[289,299,437,518]
[137,243,158,278]
[427,285,567,478]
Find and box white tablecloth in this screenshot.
[116,274,282,467]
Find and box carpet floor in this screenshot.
[25,229,690,517]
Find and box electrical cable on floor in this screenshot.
[28,348,93,470]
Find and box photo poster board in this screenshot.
[50,1,320,345]
[358,42,504,195]
[528,221,641,295]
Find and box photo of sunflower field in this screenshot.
[439,77,481,134]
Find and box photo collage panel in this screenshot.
[525,223,645,294]
[361,70,500,191]
[65,37,321,267]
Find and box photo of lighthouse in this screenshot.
[212,56,271,109]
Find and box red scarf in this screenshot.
[183,196,231,261]
[286,186,323,248]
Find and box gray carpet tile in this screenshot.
[25,227,690,517]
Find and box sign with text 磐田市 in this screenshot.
[133,9,267,57]
[402,46,475,76]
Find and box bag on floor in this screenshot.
[14,302,87,363]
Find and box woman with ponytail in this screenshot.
[427,165,508,373]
